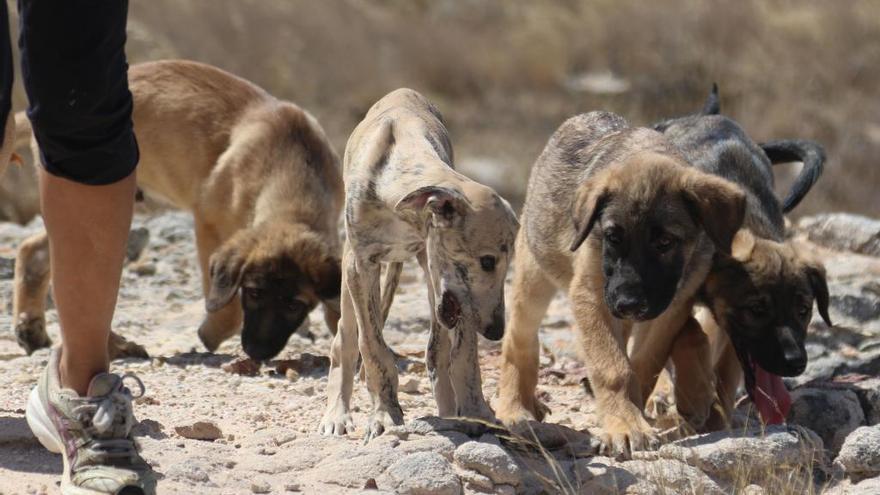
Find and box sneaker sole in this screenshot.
[27,387,111,495]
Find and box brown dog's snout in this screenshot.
[777,326,807,372]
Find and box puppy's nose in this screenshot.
[613,295,646,317]
[777,326,807,372]
[483,311,505,341]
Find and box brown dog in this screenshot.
[651,86,831,429]
[12,60,343,361]
[496,111,745,458]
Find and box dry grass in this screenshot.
[0,0,877,220]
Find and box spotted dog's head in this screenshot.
[395,183,519,340]
[205,222,341,360]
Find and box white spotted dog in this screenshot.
[320,88,519,441]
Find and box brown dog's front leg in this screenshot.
[13,231,52,354]
[570,273,657,459]
[668,316,714,431]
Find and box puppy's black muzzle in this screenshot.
[481,307,505,341]
[749,325,808,376]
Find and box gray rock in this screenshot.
[798,214,880,257]
[825,476,880,495]
[378,451,462,495]
[174,420,223,441]
[453,441,521,486]
[571,457,722,495]
[835,426,880,476]
[653,425,824,482]
[126,227,150,262]
[305,450,398,488]
[788,388,865,453]
[0,256,14,280]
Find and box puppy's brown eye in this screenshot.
[654,235,677,253]
[480,256,496,272]
[604,229,622,245]
[245,288,262,299]
[798,304,811,318]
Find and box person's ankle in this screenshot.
[58,351,109,396]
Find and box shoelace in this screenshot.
[72,374,147,463]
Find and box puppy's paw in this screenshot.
[496,396,549,427]
[14,313,50,355]
[457,398,497,423]
[319,406,355,436]
[108,331,149,360]
[599,407,659,460]
[363,407,404,443]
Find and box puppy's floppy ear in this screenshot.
[730,229,756,262]
[395,186,470,228]
[206,247,248,312]
[681,172,746,254]
[804,261,832,327]
[570,184,610,252]
[309,255,342,300]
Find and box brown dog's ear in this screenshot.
[309,255,342,300]
[730,229,756,262]
[681,172,746,254]
[805,261,832,327]
[570,185,609,252]
[395,186,470,228]
[206,248,248,312]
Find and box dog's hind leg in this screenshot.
[320,244,359,435]
[668,316,714,431]
[418,251,456,416]
[450,326,495,421]
[349,252,403,441]
[496,233,556,425]
[13,231,52,354]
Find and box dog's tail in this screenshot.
[760,139,826,213]
[701,83,721,115]
[380,262,403,325]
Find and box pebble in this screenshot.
[175,420,224,441]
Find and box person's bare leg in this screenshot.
[40,169,136,395]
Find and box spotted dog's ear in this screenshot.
[395,186,470,228]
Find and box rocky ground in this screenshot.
[0,211,878,494]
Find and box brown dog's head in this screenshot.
[205,222,341,361]
[571,152,746,320]
[704,229,831,379]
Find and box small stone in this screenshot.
[174,421,223,441]
[251,480,271,494]
[285,482,301,492]
[742,484,765,495]
[364,478,378,490]
[130,261,157,276]
[400,377,421,394]
[285,368,300,381]
[301,386,315,397]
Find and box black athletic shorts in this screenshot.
[0,0,137,185]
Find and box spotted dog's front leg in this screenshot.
[420,251,456,416]
[320,246,359,435]
[349,254,403,442]
[449,327,495,421]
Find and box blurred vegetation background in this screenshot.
[1,0,878,221]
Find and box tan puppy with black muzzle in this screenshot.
[496,111,745,458]
[12,60,344,361]
[320,88,518,442]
